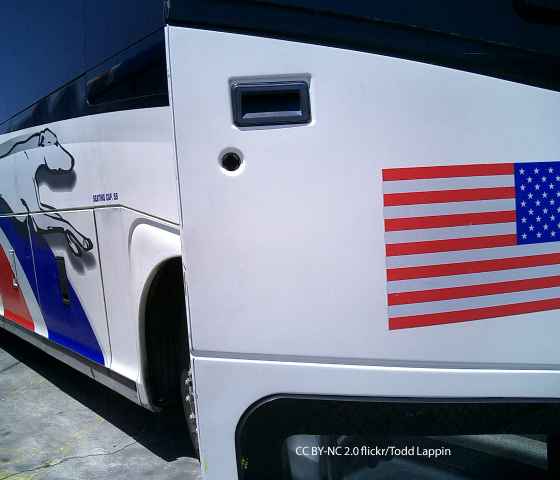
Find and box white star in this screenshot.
[520,184,526,191]
[521,200,527,207]
[535,167,540,174]
[557,191,560,197]
[536,200,541,206]
[544,224,549,230]
[549,167,554,173]
[552,231,557,237]
[522,233,528,239]
[551,183,556,189]
[551,199,556,205]
[556,176,560,182]
[528,193,534,199]
[544,208,549,213]
[537,232,542,238]
[522,217,527,223]
[551,215,556,221]
[543,191,548,198]
[528,177,533,183]
[542,176,548,182]
[529,224,535,231]
[520,168,525,175]
[537,216,542,222]
[529,209,534,215]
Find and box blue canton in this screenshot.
[515,162,560,245]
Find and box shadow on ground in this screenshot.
[0,328,195,462]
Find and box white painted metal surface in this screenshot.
[166,26,560,479]
[0,106,181,389]
[93,207,181,392]
[168,26,560,367]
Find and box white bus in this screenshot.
[2,1,560,478]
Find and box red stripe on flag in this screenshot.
[384,210,516,232]
[388,275,560,306]
[386,252,560,281]
[389,297,560,330]
[386,234,517,256]
[382,163,514,181]
[383,187,515,206]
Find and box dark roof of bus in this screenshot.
[166,0,560,92]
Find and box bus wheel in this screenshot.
[181,366,200,457]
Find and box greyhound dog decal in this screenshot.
[0,128,104,363]
[0,128,93,257]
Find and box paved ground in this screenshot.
[0,328,202,480]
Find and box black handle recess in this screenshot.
[231,81,311,127]
[55,256,70,305]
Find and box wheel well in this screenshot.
[143,257,189,408]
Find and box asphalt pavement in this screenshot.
[0,328,201,480]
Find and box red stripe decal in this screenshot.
[383,187,515,207]
[387,252,560,281]
[389,298,560,330]
[386,234,517,257]
[385,210,516,232]
[0,248,34,331]
[382,163,514,181]
[4,309,34,330]
[388,275,560,306]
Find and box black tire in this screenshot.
[144,258,199,457]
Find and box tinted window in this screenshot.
[84,30,169,117]
[86,31,167,107]
[237,398,560,480]
[0,0,165,127]
[282,434,549,479]
[248,0,560,56]
[84,0,165,70]
[0,1,84,124]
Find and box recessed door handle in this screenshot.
[231,81,311,127]
[55,256,70,305]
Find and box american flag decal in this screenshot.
[383,162,560,330]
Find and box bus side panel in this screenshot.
[94,206,181,398]
[192,356,560,480]
[168,26,560,368]
[0,105,178,370]
[0,214,46,336]
[10,108,178,222]
[30,210,110,366]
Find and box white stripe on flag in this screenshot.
[388,286,560,317]
[387,263,560,293]
[0,292,3,317]
[384,198,516,218]
[386,242,560,269]
[384,222,516,243]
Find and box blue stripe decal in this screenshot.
[29,226,104,365]
[0,215,104,365]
